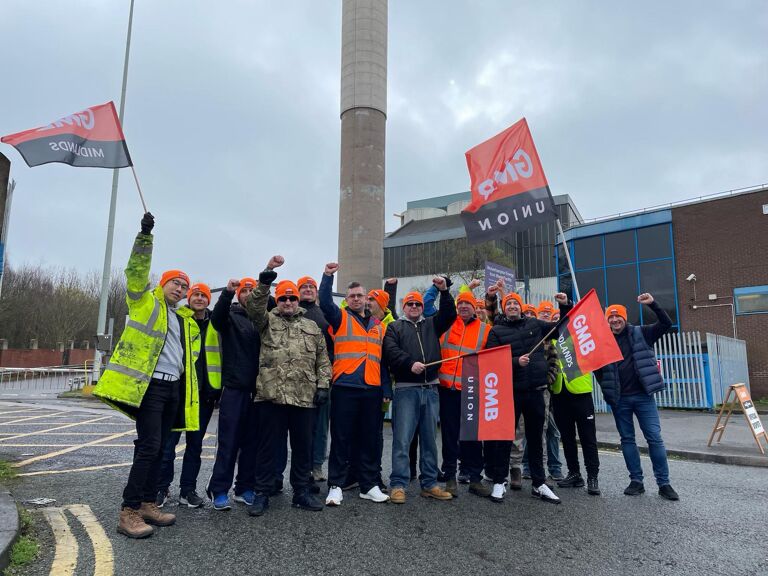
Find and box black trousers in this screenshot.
[122,379,179,508]
[484,389,546,487]
[328,386,382,493]
[207,387,258,496]
[552,388,600,477]
[438,387,483,482]
[253,402,315,494]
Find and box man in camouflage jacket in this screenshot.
[245,255,331,515]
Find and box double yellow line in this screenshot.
[41,504,114,576]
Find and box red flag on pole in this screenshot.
[554,289,624,381]
[460,345,515,441]
[1,102,132,169]
[461,118,557,244]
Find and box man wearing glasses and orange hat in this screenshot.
[156,282,222,509]
[383,278,457,504]
[95,212,201,539]
[245,256,331,516]
[320,263,392,506]
[206,275,262,510]
[596,294,678,501]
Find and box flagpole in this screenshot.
[557,218,580,301]
[421,345,510,369]
[130,165,148,213]
[94,0,136,378]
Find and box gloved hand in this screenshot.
[441,275,453,289]
[140,212,155,235]
[313,388,329,406]
[259,269,278,285]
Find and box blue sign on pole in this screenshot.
[484,260,516,292]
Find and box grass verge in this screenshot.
[3,507,38,576]
[0,461,15,482]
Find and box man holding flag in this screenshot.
[596,293,679,501]
[483,291,570,504]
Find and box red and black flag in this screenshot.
[460,345,515,441]
[461,118,557,244]
[1,102,132,169]
[554,289,623,381]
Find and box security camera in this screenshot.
[686,274,696,282]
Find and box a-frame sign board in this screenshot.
[708,383,768,455]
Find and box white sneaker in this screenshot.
[490,483,506,503]
[325,486,343,506]
[532,483,561,504]
[359,485,389,503]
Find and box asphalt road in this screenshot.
[2,401,767,576]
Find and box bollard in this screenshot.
[29,338,38,350]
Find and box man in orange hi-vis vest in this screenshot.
[438,291,491,499]
[319,262,392,507]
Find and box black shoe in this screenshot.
[587,477,601,496]
[457,473,470,485]
[341,481,359,491]
[624,481,645,496]
[658,484,679,501]
[508,468,522,490]
[557,472,585,488]
[247,493,269,517]
[308,482,321,494]
[292,491,324,511]
[377,480,389,494]
[155,489,169,508]
[269,480,284,497]
[179,490,204,508]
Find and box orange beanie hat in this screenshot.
[402,291,424,307]
[456,291,476,307]
[236,277,257,297]
[605,304,627,321]
[187,283,211,303]
[275,280,299,300]
[368,289,390,311]
[160,269,190,288]
[502,292,524,311]
[522,303,537,315]
[537,300,555,315]
[297,276,317,289]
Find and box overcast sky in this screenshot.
[1,1,766,289]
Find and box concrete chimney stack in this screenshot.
[337,0,387,292]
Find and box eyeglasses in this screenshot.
[347,293,365,299]
[277,296,299,303]
[169,279,189,291]
[404,302,422,308]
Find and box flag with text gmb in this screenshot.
[460,345,515,441]
[1,102,132,169]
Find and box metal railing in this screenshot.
[0,364,90,392]
[706,333,750,405]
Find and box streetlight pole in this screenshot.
[94,0,136,378]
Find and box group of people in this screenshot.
[94,213,679,540]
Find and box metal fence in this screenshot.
[592,331,749,413]
[0,364,90,392]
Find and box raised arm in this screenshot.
[319,262,343,331]
[125,213,154,310]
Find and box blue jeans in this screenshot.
[390,386,439,490]
[612,393,670,486]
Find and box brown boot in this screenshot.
[509,468,523,490]
[139,502,176,527]
[420,486,453,500]
[390,487,406,504]
[468,481,492,498]
[445,479,459,497]
[117,507,154,539]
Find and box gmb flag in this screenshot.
[460,345,515,441]
[461,118,557,244]
[1,102,132,169]
[554,289,623,381]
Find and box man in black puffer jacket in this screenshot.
[484,291,571,504]
[383,276,456,504]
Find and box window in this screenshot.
[573,236,603,269]
[735,286,768,315]
[606,265,640,324]
[604,230,635,265]
[637,225,671,260]
[575,269,605,305]
[639,260,677,325]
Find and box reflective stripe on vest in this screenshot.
[204,324,222,390]
[331,309,383,386]
[438,318,489,389]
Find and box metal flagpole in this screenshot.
[94,0,136,379]
[0,180,15,299]
[556,218,580,301]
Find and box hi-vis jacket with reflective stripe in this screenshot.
[330,308,385,386]
[438,316,489,390]
[94,233,201,431]
[203,320,222,390]
[550,339,593,395]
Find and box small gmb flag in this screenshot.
[460,118,557,244]
[460,345,515,441]
[1,102,132,169]
[554,289,623,381]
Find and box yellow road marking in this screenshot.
[17,462,133,476]
[42,507,79,576]
[67,504,114,576]
[0,411,66,426]
[0,415,112,442]
[12,430,136,467]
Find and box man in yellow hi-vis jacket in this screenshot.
[94,212,201,539]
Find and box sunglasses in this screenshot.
[404,301,423,308]
[277,296,299,303]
